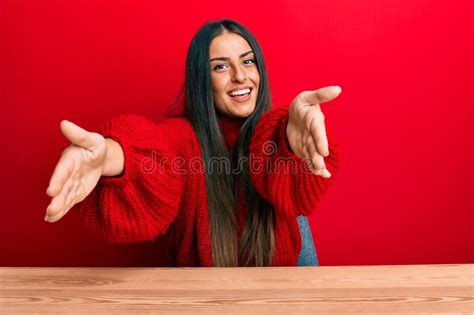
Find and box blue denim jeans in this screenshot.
[296,216,319,266]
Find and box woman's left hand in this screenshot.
[286,85,342,177]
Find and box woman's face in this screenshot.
[210,32,260,118]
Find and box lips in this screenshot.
[228,88,253,103]
[228,87,253,97]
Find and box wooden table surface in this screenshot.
[1,264,472,314]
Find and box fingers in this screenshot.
[304,85,342,105]
[307,111,329,157]
[45,119,101,223]
[303,144,330,178]
[45,177,73,222]
[60,120,98,151]
[45,174,79,222]
[301,128,310,152]
[305,135,331,178]
[291,115,331,178]
[46,152,76,197]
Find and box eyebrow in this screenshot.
[210,50,254,62]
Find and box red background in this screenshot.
[1,0,472,266]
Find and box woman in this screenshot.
[45,19,341,267]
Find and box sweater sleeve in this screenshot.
[248,107,340,220]
[74,114,187,243]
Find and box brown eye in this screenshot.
[213,64,227,71]
[243,59,256,65]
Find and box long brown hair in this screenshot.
[181,19,275,266]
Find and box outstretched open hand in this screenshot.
[45,120,108,223]
[286,85,342,177]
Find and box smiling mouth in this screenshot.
[228,87,253,98]
[227,88,253,104]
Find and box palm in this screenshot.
[45,121,107,223]
[287,86,341,177]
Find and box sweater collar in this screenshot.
[217,115,246,149]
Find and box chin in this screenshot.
[230,106,255,118]
[227,99,257,118]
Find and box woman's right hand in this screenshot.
[45,120,108,223]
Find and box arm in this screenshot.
[249,107,340,220]
[74,115,188,243]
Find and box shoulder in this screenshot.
[139,115,198,153]
[144,115,194,135]
[105,114,194,135]
[100,114,198,156]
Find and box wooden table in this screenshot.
[1,264,472,314]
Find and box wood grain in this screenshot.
[1,264,472,314]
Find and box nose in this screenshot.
[231,65,247,83]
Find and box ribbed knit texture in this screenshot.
[75,107,339,266]
[249,107,340,219]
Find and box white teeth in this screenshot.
[229,88,251,96]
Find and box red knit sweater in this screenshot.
[75,107,339,266]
